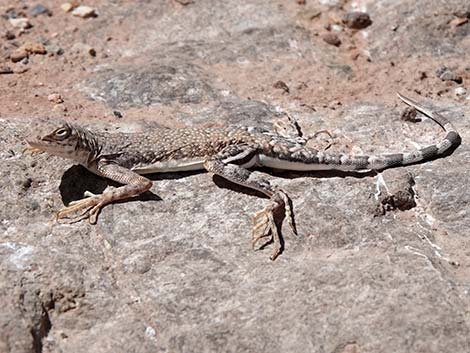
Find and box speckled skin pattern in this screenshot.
[26,94,461,259]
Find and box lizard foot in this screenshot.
[56,189,113,224]
[252,189,297,260]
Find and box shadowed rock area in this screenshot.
[1,0,470,352]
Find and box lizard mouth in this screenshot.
[23,140,46,156]
[23,145,45,156]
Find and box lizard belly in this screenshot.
[258,154,345,171]
[132,158,206,174]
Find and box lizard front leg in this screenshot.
[57,163,152,224]
[204,157,297,260]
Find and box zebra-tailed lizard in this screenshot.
[25,94,461,259]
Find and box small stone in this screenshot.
[61,3,74,12]
[303,9,322,20]
[48,93,64,104]
[436,65,463,84]
[71,6,97,18]
[4,8,18,19]
[23,42,47,55]
[454,87,467,97]
[296,0,306,4]
[174,0,194,5]
[319,0,341,6]
[45,43,64,56]
[273,80,290,93]
[400,107,418,122]
[11,42,47,62]
[9,17,32,29]
[113,110,123,119]
[342,12,372,29]
[0,66,14,74]
[30,4,52,17]
[71,42,96,56]
[13,66,29,74]
[322,32,341,46]
[4,30,15,40]
[10,48,29,63]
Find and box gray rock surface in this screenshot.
[1,1,470,353]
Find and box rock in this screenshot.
[9,17,32,29]
[298,8,322,20]
[0,66,14,74]
[113,110,123,119]
[454,87,467,96]
[61,3,74,12]
[174,0,194,5]
[71,6,97,18]
[4,30,15,40]
[22,42,47,55]
[10,42,47,62]
[47,93,64,104]
[71,42,96,56]
[319,0,343,6]
[30,4,52,17]
[322,32,341,46]
[10,48,29,63]
[273,80,290,93]
[374,172,416,216]
[400,107,418,122]
[342,11,372,29]
[4,8,18,19]
[13,66,29,74]
[45,43,64,56]
[436,65,463,84]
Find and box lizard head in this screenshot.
[25,121,100,164]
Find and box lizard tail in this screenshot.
[365,93,461,169]
[258,94,461,172]
[319,93,461,171]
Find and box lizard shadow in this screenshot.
[59,165,162,205]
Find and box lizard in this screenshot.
[25,93,461,260]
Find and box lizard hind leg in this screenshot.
[251,189,297,260]
[204,154,297,260]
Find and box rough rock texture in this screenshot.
[1,1,470,352]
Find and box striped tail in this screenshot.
[385,93,460,166]
[259,94,461,172]
[348,93,461,170]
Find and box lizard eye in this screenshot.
[54,127,70,139]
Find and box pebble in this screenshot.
[22,42,47,55]
[4,30,15,40]
[71,42,96,56]
[45,43,64,56]
[436,65,463,84]
[30,4,52,17]
[322,32,341,46]
[9,18,32,29]
[10,42,47,62]
[48,93,64,104]
[342,12,372,29]
[72,6,97,18]
[273,80,290,93]
[10,48,29,63]
[61,3,74,12]
[454,87,467,97]
[4,8,18,19]
[0,66,14,74]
